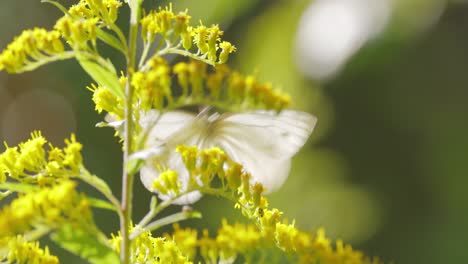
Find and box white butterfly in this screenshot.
[138,109,317,204]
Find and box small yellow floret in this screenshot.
[0,236,59,264]
[63,134,83,174]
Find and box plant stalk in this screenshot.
[120,1,141,263]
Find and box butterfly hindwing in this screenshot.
[208,110,316,193]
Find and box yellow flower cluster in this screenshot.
[110,227,192,264]
[89,83,125,118]
[0,236,59,264]
[200,220,262,262]
[167,219,383,264]
[166,221,268,263]
[0,181,93,237]
[140,5,236,64]
[147,145,239,196]
[151,169,181,195]
[0,131,83,185]
[69,0,123,23]
[0,28,65,73]
[165,224,198,260]
[174,60,291,111]
[54,16,99,49]
[132,57,172,110]
[154,145,382,264]
[0,0,124,74]
[128,58,290,113]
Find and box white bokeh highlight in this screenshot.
[295,0,392,80]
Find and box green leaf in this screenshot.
[97,29,126,54]
[51,224,120,264]
[0,182,40,193]
[76,55,124,99]
[78,171,113,197]
[88,197,118,212]
[41,0,70,15]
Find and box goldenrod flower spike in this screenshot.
[54,16,99,49]
[138,5,235,66]
[0,236,59,264]
[0,28,67,73]
[170,60,292,112]
[132,57,173,110]
[69,1,95,19]
[0,181,94,237]
[0,1,383,263]
[138,144,382,263]
[0,132,83,183]
[110,228,192,263]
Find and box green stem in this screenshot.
[24,226,52,241]
[140,46,215,72]
[133,189,204,233]
[132,186,249,238]
[160,48,215,66]
[137,40,151,69]
[130,211,201,240]
[135,192,189,230]
[17,51,75,73]
[120,1,141,263]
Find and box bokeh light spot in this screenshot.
[1,89,77,146]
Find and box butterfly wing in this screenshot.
[210,110,317,193]
[139,110,205,204]
[140,110,199,146]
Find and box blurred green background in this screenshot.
[1,0,467,263]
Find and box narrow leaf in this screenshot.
[76,55,124,98]
[88,198,118,212]
[51,224,119,264]
[41,0,70,15]
[97,29,126,54]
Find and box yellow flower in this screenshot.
[0,181,93,237]
[54,16,99,48]
[193,24,210,54]
[166,224,198,260]
[63,134,83,174]
[0,28,65,73]
[89,83,125,118]
[17,131,47,173]
[0,236,59,264]
[152,169,181,195]
[111,228,192,263]
[132,57,172,110]
[171,60,291,112]
[218,41,236,64]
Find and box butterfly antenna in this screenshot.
[198,105,212,117]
